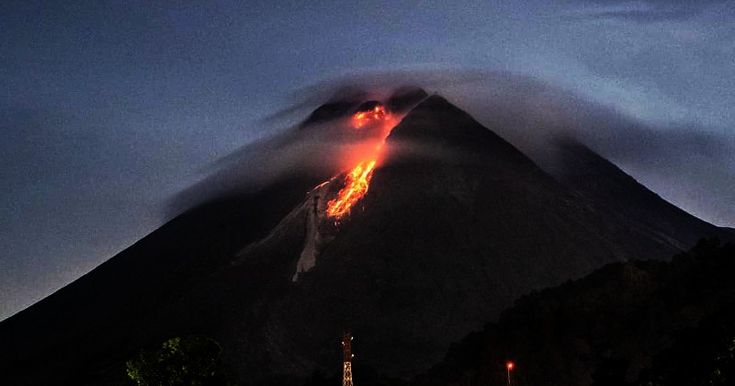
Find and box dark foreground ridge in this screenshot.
[413,239,735,386]
[305,239,735,386]
[0,94,730,385]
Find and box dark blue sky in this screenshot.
[1,0,733,320]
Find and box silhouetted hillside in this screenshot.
[415,239,735,386]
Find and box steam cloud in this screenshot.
[168,69,735,227]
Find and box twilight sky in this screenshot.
[1,0,733,320]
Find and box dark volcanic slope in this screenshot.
[0,95,727,386]
[250,96,630,381]
[0,176,322,386]
[550,139,732,254]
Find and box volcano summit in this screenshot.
[0,91,731,386]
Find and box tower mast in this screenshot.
[341,332,354,386]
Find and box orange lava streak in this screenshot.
[352,105,387,128]
[326,159,377,219]
[326,104,394,220]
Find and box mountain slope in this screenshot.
[0,94,728,386]
[0,176,323,385]
[247,95,628,379]
[549,139,733,254]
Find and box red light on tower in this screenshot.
[505,361,514,386]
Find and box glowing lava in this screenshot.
[326,103,394,220]
[326,159,376,219]
[352,104,388,128]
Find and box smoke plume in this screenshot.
[168,69,735,227]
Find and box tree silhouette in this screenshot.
[126,336,229,386]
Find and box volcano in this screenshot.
[0,93,731,386]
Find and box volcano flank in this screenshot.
[0,93,731,386]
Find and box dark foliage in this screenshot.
[413,239,735,386]
[126,336,230,386]
[636,301,735,385]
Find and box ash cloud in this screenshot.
[567,0,729,22]
[167,82,424,216]
[169,69,735,227]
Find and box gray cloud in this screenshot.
[437,71,735,226]
[569,0,728,22]
[174,69,735,228]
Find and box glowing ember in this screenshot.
[326,103,394,220]
[352,105,388,128]
[326,159,377,219]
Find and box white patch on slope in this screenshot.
[292,182,333,282]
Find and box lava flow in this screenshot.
[325,160,376,218]
[352,104,388,128]
[326,103,394,220]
